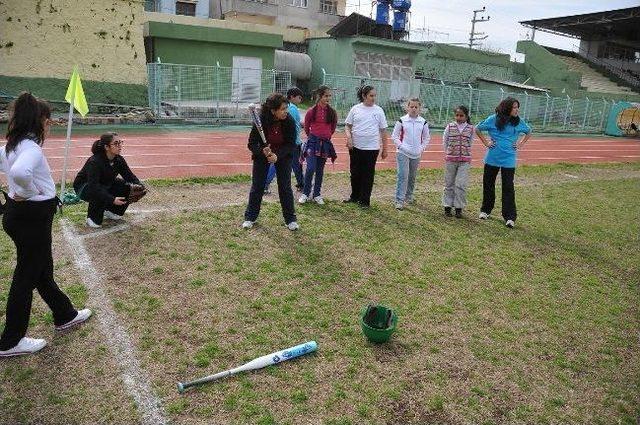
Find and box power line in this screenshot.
[468,6,490,49]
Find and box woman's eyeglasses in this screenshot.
[110,140,123,147]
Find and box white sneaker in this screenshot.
[395,202,404,210]
[479,212,489,220]
[86,218,101,228]
[104,211,123,221]
[298,194,309,204]
[242,220,254,229]
[55,309,92,331]
[313,196,325,205]
[506,220,515,228]
[287,221,300,231]
[0,337,47,358]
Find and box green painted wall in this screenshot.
[0,75,148,106]
[516,40,582,96]
[153,38,277,68]
[147,22,282,68]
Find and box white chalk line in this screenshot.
[60,219,167,425]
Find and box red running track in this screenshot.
[42,131,640,181]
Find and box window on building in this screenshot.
[175,1,196,16]
[289,0,308,8]
[144,0,160,12]
[319,0,337,14]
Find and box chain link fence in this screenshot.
[323,71,614,133]
[147,63,291,122]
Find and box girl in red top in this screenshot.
[298,86,338,206]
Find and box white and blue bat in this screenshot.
[177,341,318,393]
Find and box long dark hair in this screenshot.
[260,93,289,126]
[5,92,51,154]
[357,85,375,103]
[310,85,337,125]
[91,132,117,155]
[495,97,520,130]
[455,105,472,124]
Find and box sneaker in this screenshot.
[0,337,47,358]
[455,208,463,219]
[86,218,101,228]
[444,207,452,217]
[104,211,123,221]
[343,198,358,204]
[314,196,325,205]
[395,202,404,210]
[287,221,300,231]
[242,220,254,229]
[298,194,309,204]
[506,220,515,228]
[55,309,92,331]
[479,212,489,220]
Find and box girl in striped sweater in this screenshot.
[442,105,474,218]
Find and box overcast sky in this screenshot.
[344,0,638,60]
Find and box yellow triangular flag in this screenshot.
[65,66,89,117]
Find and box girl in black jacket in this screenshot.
[73,132,143,228]
[243,93,299,230]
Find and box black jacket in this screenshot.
[248,114,297,160]
[73,153,140,204]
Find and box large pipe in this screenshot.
[274,50,312,80]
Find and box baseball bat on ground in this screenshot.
[177,341,318,393]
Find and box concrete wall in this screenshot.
[146,21,282,67]
[0,0,147,85]
[216,0,344,31]
[144,11,326,43]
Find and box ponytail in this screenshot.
[356,85,374,103]
[5,92,51,153]
[91,132,117,155]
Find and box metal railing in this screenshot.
[323,70,615,133]
[147,63,291,122]
[574,45,640,90]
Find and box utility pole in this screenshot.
[469,6,490,49]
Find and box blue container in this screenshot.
[391,0,411,12]
[393,10,407,31]
[376,2,390,25]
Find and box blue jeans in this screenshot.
[395,152,420,203]
[303,154,327,198]
[265,145,303,189]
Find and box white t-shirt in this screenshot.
[345,103,388,150]
[0,139,56,201]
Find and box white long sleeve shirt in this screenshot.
[0,139,56,201]
[391,114,430,159]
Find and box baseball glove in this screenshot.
[127,183,147,203]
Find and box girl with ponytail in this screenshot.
[73,132,145,228]
[343,85,389,207]
[0,93,91,357]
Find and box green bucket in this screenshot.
[360,304,397,343]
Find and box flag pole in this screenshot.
[60,99,74,201]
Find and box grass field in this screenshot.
[1,163,639,424]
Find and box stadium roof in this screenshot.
[519,7,640,41]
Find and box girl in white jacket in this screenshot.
[391,98,430,209]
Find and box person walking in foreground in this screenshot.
[442,105,474,218]
[475,97,532,228]
[74,132,146,228]
[299,85,338,206]
[391,98,430,210]
[0,93,92,358]
[242,93,299,231]
[344,85,389,208]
